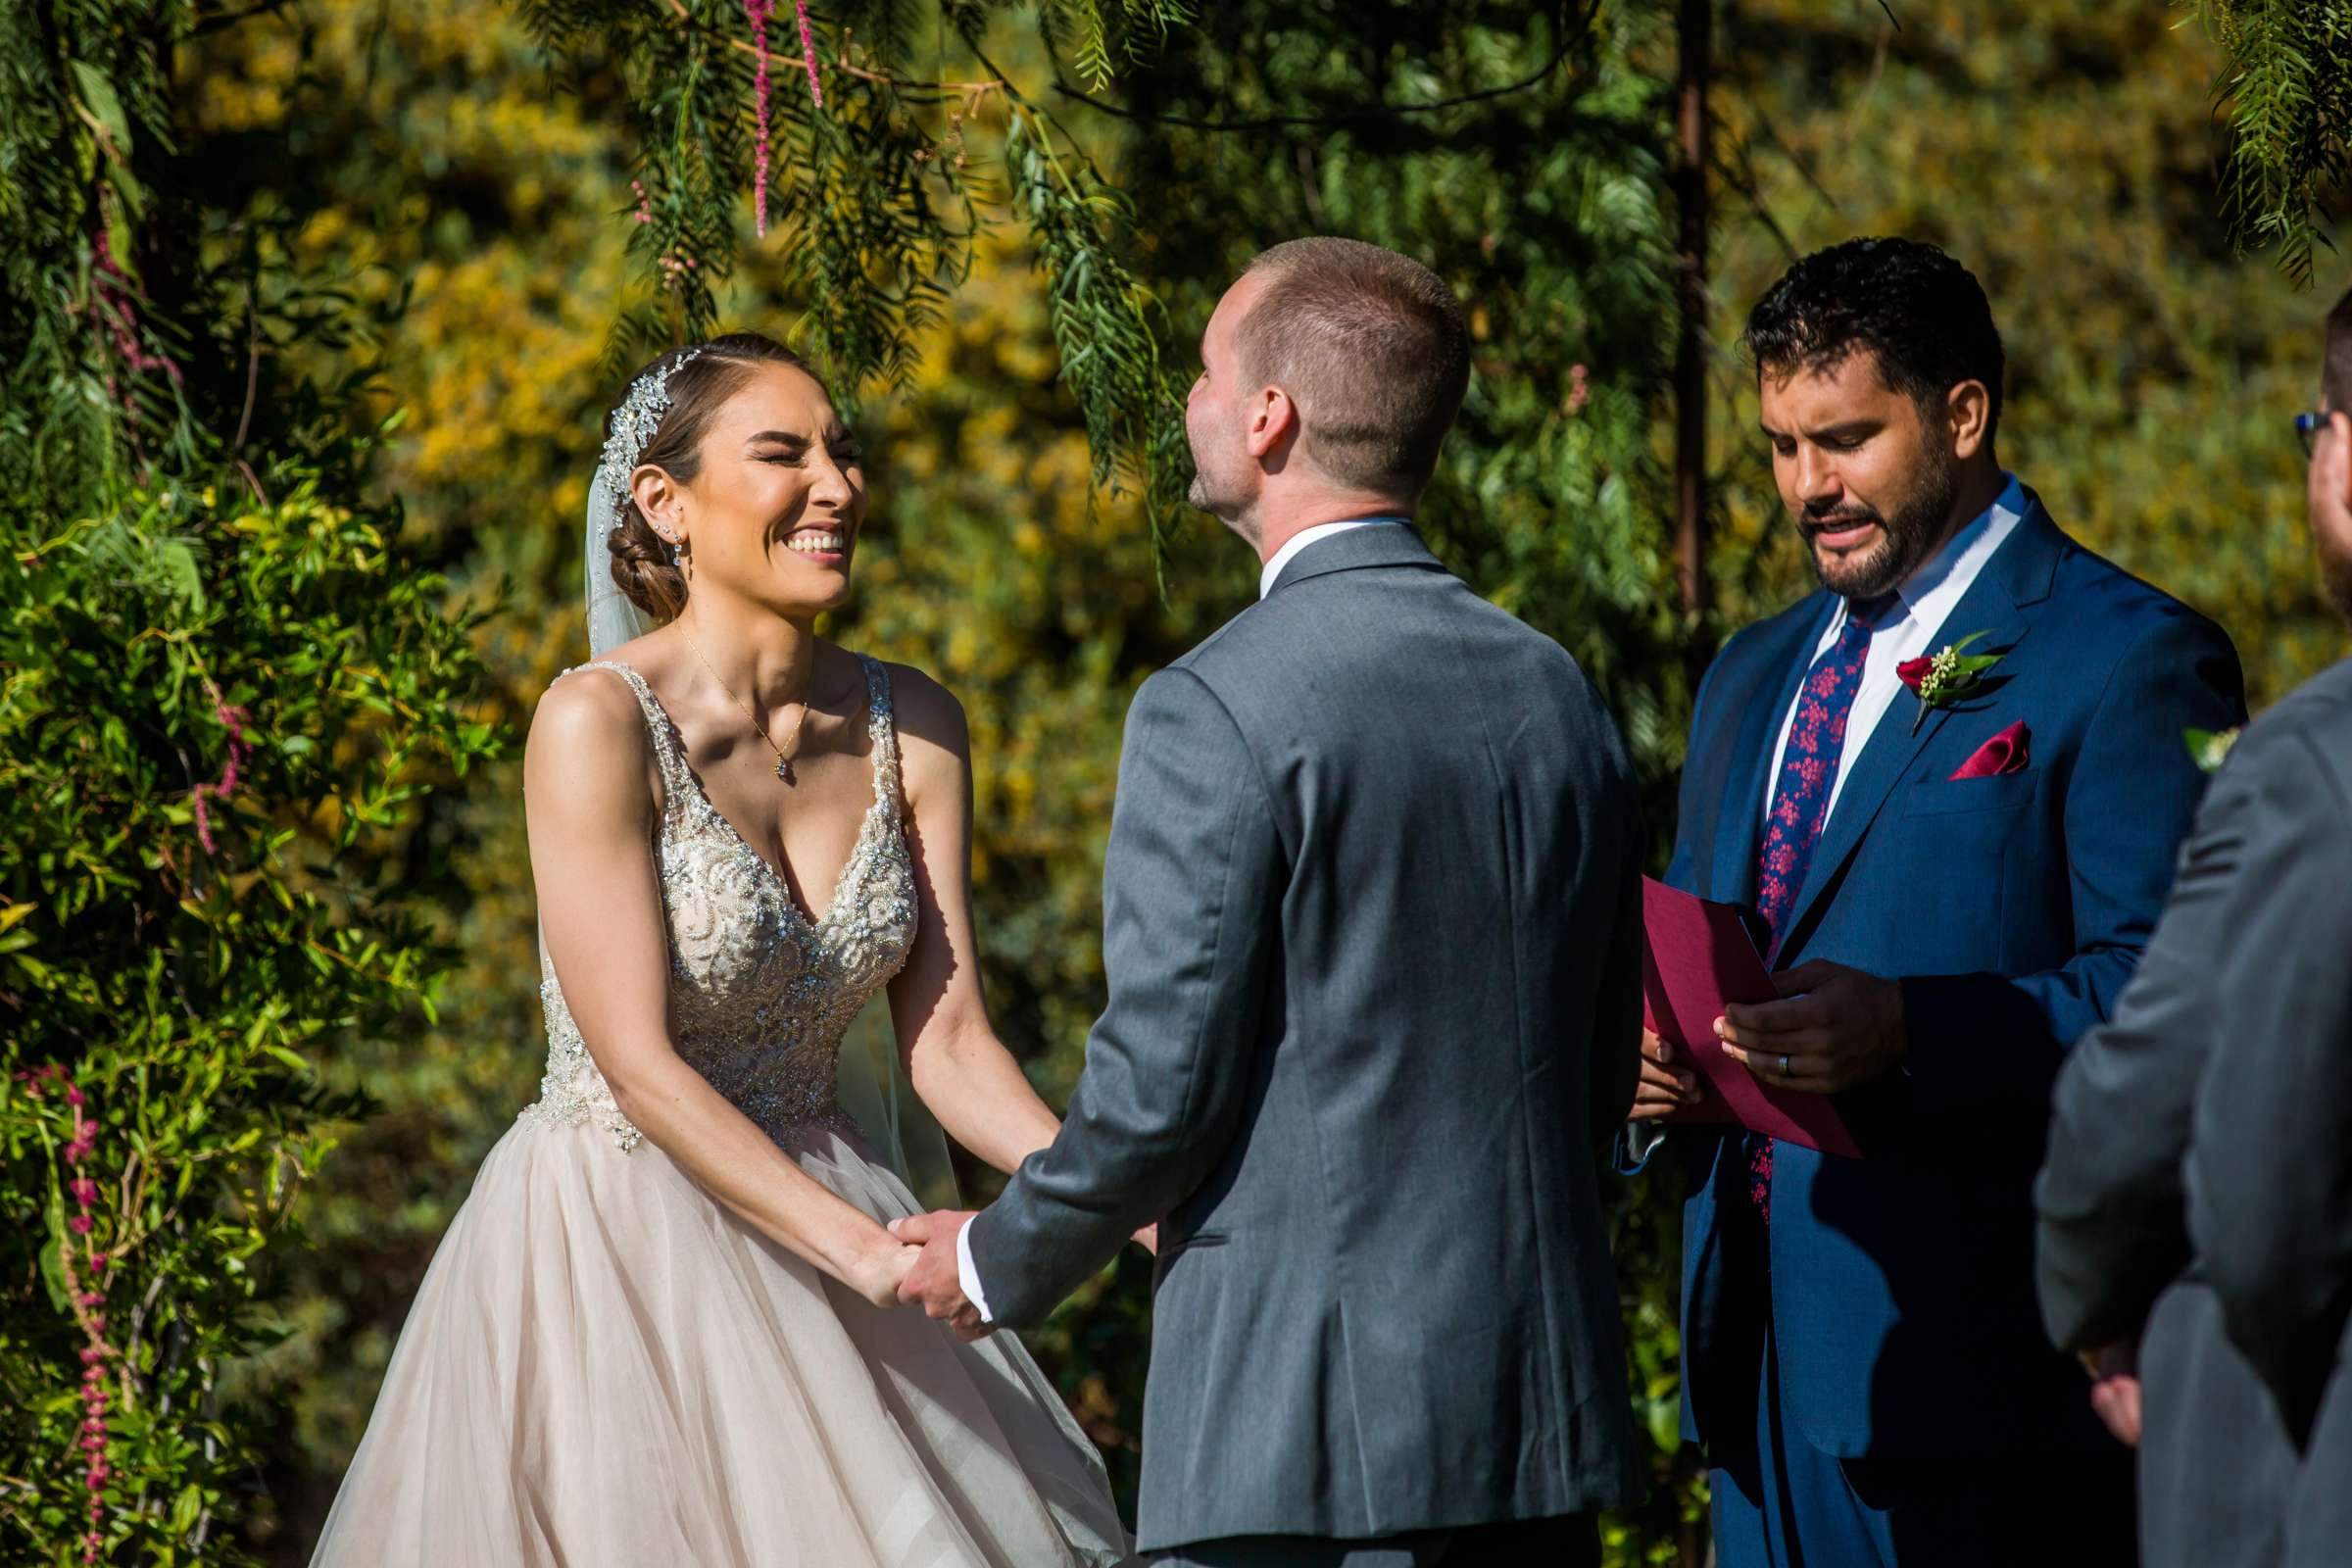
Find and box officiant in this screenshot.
[1622,238,2244,1566]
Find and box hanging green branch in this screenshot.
[2182,0,2352,284]
[512,0,1193,527]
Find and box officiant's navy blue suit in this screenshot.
[1657,489,2243,1565]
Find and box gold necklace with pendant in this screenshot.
[684,627,811,784]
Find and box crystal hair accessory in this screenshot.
[584,345,708,657]
[595,346,708,512]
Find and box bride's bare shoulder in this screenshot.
[525,666,657,807]
[874,661,968,756]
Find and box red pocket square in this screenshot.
[1949,719,2030,780]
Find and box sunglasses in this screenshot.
[2299,411,2332,457]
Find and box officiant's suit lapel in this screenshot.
[1771,503,2061,960]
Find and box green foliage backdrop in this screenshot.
[0,1,497,1560]
[4,0,2347,1562]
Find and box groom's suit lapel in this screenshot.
[1773,496,2067,958]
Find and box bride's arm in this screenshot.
[525,671,917,1307]
[884,668,1065,1177]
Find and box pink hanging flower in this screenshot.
[40,1065,119,1558]
[795,0,823,109]
[193,701,251,855]
[744,0,774,235]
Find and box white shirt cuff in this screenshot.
[955,1214,995,1325]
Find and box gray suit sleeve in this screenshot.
[2186,726,2352,1433]
[966,667,1281,1329]
[2034,750,2259,1349]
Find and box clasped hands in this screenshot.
[1630,957,1907,1118]
[874,1211,1158,1344]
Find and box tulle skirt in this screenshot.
[310,1114,1132,1567]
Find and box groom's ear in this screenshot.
[1245,385,1300,463]
[1943,379,1993,462]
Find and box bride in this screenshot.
[311,332,1133,1566]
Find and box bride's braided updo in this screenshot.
[604,331,824,620]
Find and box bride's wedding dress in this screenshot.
[311,656,1129,1567]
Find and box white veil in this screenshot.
[579,348,957,1206]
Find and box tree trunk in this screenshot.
[1675,0,1715,692]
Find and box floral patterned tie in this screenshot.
[1745,611,1873,1220]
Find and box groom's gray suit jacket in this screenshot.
[967,524,1646,1551]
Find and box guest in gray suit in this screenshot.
[2034,286,2352,1567]
[2183,292,2352,1568]
[892,237,1648,1566]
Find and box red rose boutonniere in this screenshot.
[1895,630,2003,734]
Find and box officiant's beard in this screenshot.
[1801,450,1961,602]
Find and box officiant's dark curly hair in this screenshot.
[1743,237,2006,443]
[607,332,826,620]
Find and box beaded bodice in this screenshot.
[520,655,918,1152]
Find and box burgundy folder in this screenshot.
[1639,876,1862,1159]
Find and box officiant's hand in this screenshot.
[1716,959,1906,1094]
[1629,1029,1702,1120]
[889,1210,993,1342]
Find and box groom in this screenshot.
[895,237,1648,1565]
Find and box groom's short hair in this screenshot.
[2326,287,2352,414]
[1744,237,2006,443]
[1237,238,1470,497]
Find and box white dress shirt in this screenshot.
[955,1213,991,1323]
[956,516,1408,1325]
[1760,473,2027,828]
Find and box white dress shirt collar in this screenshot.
[1258,516,1409,600]
[1867,470,2028,631]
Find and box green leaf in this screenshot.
[260,1045,312,1076]
[39,1189,73,1316]
[69,63,133,158]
